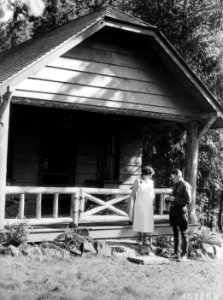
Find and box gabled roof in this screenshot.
[0,5,155,92]
[0,5,223,128]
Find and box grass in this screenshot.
[0,255,223,300]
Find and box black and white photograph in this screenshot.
[0,1,223,299]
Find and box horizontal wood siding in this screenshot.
[13,33,200,117]
[119,130,142,188]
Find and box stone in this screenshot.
[94,241,111,257]
[83,241,97,254]
[9,245,22,257]
[19,244,30,256]
[213,245,223,259]
[202,243,214,257]
[33,246,43,256]
[128,255,171,265]
[195,249,206,258]
[111,246,136,259]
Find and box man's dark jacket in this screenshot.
[169,179,191,229]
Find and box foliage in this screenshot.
[143,128,186,186]
[0,0,45,22]
[152,236,173,257]
[1,222,30,246]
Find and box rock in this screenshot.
[213,245,223,259]
[111,246,136,259]
[69,247,81,256]
[9,245,22,257]
[195,249,206,258]
[33,246,43,256]
[83,241,97,254]
[202,243,214,257]
[94,241,111,257]
[128,255,171,265]
[19,244,30,256]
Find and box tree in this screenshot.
[0,0,45,22]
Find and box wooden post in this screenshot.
[71,191,80,227]
[184,122,199,224]
[53,193,59,218]
[127,195,134,221]
[79,189,85,219]
[0,88,11,229]
[159,194,164,215]
[36,194,42,219]
[19,194,25,219]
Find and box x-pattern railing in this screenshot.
[4,186,172,226]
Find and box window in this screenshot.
[98,133,119,181]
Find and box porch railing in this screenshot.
[5,186,172,227]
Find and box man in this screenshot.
[166,169,191,261]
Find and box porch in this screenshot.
[5,186,176,241]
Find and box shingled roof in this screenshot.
[0,6,155,91]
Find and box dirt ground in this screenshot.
[0,255,222,300]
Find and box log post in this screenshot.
[71,191,80,227]
[184,122,199,224]
[79,189,85,219]
[159,194,164,215]
[19,194,25,219]
[36,194,42,219]
[127,195,134,221]
[53,193,59,218]
[0,88,11,229]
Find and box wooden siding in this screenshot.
[7,107,143,216]
[13,32,200,117]
[119,130,142,189]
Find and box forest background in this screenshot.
[1,0,223,230]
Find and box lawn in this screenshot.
[0,255,222,300]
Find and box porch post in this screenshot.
[184,122,199,224]
[0,89,11,229]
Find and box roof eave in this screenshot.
[0,18,106,96]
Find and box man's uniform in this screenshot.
[169,179,191,256]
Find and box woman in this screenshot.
[131,166,155,246]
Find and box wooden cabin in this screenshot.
[1,6,223,241]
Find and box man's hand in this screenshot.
[165,196,175,201]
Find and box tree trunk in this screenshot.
[218,190,223,231]
[184,122,199,224]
